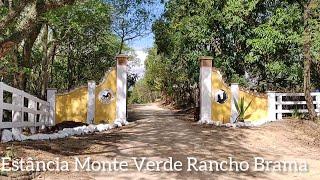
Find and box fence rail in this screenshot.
[274,92,320,119]
[0,82,51,131]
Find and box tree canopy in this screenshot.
[0,0,153,98]
[140,0,319,108]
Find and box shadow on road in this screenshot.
[1,103,296,179]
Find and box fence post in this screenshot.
[28,99,36,134]
[0,82,3,125]
[230,83,239,123]
[116,54,128,125]
[316,93,320,116]
[12,94,22,133]
[267,91,276,121]
[87,80,96,124]
[198,56,213,124]
[278,94,283,120]
[39,102,49,129]
[47,88,57,126]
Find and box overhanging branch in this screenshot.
[0,0,34,33]
[0,0,76,58]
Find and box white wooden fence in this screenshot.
[0,82,52,132]
[270,92,320,120]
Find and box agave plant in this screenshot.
[234,97,253,122]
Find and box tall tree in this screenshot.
[108,0,154,53]
[0,0,120,96]
[300,0,319,121]
[46,0,120,90]
[150,0,319,109]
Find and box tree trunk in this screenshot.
[49,43,57,85]
[67,39,73,90]
[119,37,124,54]
[303,2,317,121]
[18,24,42,91]
[41,24,49,98]
[12,45,19,88]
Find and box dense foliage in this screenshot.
[128,78,160,104]
[0,0,153,98]
[142,0,320,108]
[45,0,119,91]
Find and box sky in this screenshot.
[127,2,164,78]
[127,35,152,79]
[128,33,155,51]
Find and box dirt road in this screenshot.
[2,103,320,179]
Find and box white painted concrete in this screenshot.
[230,83,239,123]
[12,94,22,133]
[47,88,57,126]
[39,102,47,129]
[267,91,276,121]
[317,95,320,116]
[199,62,212,124]
[116,56,128,125]
[278,95,283,119]
[2,122,119,142]
[87,81,96,124]
[28,99,36,134]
